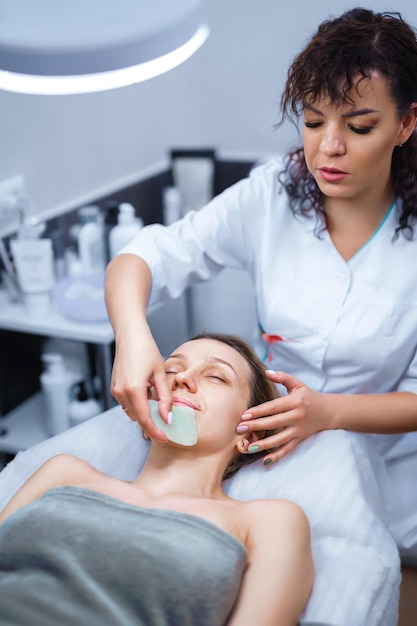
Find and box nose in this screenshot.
[320,124,346,156]
[172,369,197,393]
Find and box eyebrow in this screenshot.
[166,353,238,376]
[305,104,379,118]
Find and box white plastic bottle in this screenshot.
[162,186,183,225]
[68,381,102,428]
[40,353,73,436]
[109,203,143,259]
[77,206,106,274]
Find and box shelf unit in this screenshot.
[0,289,115,454]
[0,287,190,455]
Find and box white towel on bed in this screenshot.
[379,431,417,568]
[0,407,403,626]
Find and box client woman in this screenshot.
[0,333,314,626]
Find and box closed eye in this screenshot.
[205,371,229,383]
[348,124,372,134]
[304,120,372,135]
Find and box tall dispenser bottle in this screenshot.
[109,203,143,259]
[162,186,182,225]
[40,353,73,436]
[77,205,106,275]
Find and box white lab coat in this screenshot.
[122,157,417,398]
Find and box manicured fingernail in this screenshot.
[265,369,276,374]
[248,445,260,454]
[167,411,173,425]
[241,412,253,420]
[263,458,272,466]
[236,424,249,434]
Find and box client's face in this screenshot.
[163,338,251,445]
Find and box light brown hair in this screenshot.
[190,333,280,480]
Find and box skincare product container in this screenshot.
[40,353,73,436]
[171,149,215,213]
[162,187,183,225]
[109,203,143,259]
[17,216,46,240]
[77,206,106,275]
[10,238,55,315]
[68,380,101,427]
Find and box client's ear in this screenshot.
[236,430,264,454]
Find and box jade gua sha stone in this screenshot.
[148,399,198,446]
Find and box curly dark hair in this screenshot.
[277,7,417,238]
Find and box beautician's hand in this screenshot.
[237,371,332,464]
[111,326,172,441]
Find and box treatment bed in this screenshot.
[0,405,416,625]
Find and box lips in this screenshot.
[172,397,198,410]
[318,167,349,182]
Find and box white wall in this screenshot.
[2,0,417,351]
[2,0,417,224]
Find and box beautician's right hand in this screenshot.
[110,326,172,441]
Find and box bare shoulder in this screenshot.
[0,454,103,523]
[37,453,102,482]
[237,496,309,519]
[236,498,311,541]
[19,453,104,490]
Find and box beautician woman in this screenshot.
[105,9,417,463]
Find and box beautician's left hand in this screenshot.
[237,370,332,464]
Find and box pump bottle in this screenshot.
[109,203,143,259]
[162,186,183,225]
[77,205,106,274]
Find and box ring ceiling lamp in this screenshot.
[0,0,209,95]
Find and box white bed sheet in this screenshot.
[0,407,405,626]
